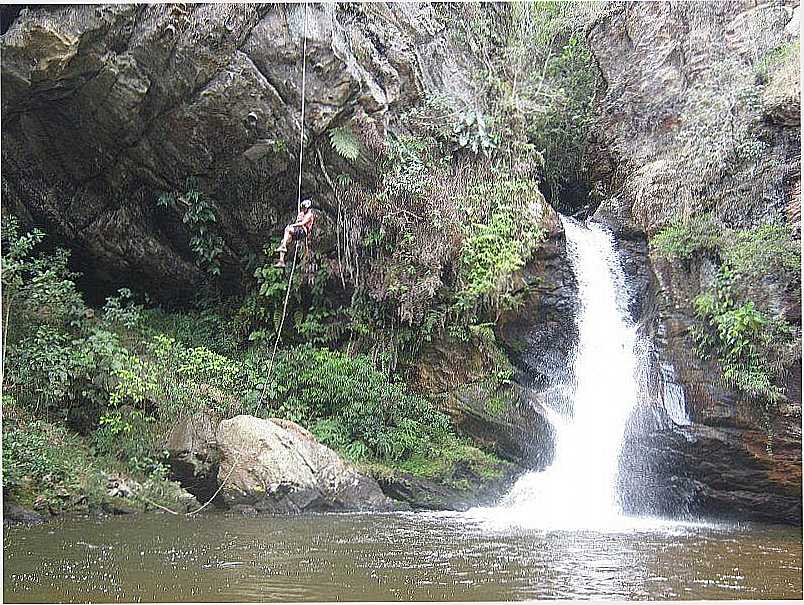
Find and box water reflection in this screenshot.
[4,512,802,602]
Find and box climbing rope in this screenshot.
[295,1,309,214]
[136,4,311,518]
[132,454,241,517]
[264,0,309,381]
[185,457,240,516]
[265,245,300,380]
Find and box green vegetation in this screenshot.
[329,125,363,162]
[266,346,451,462]
[2,402,107,512]
[691,267,792,403]
[0,3,628,516]
[652,215,800,405]
[157,178,225,276]
[457,177,545,317]
[723,223,801,288]
[755,40,800,85]
[526,32,599,202]
[650,213,723,262]
[1,215,507,513]
[652,213,800,286]
[453,110,497,158]
[393,438,503,487]
[448,2,602,203]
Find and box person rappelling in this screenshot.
[274,198,315,267]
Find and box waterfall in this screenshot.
[478,217,645,530]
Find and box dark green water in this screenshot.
[3,511,802,602]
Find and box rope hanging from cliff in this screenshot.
[265,2,309,381]
[295,1,309,214]
[129,4,310,518]
[266,245,299,378]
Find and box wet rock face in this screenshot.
[445,381,556,472]
[604,208,802,525]
[618,253,803,525]
[498,209,579,395]
[0,3,472,300]
[494,209,576,471]
[620,422,802,525]
[375,462,520,512]
[604,203,802,525]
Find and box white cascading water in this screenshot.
[473,217,643,530]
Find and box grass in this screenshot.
[2,398,194,515]
[389,438,504,486]
[2,404,108,512]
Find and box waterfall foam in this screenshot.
[472,217,646,530]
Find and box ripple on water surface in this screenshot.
[3,511,802,602]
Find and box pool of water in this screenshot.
[3,511,802,602]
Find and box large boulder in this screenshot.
[215,415,395,513]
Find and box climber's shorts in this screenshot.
[291,226,307,241]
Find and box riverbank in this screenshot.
[3,393,520,524]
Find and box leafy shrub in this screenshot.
[453,110,497,157]
[6,324,129,425]
[142,306,241,356]
[262,346,452,463]
[525,33,599,200]
[723,223,800,288]
[383,133,444,200]
[102,288,143,329]
[93,407,164,475]
[329,125,362,161]
[2,408,106,510]
[652,215,800,287]
[143,334,254,417]
[157,178,225,276]
[651,213,723,261]
[456,176,545,317]
[691,267,793,403]
[1,216,85,355]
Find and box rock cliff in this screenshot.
[589,1,801,524]
[1,2,476,299]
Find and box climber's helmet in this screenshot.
[301,199,313,210]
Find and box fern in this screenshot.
[329,126,361,161]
